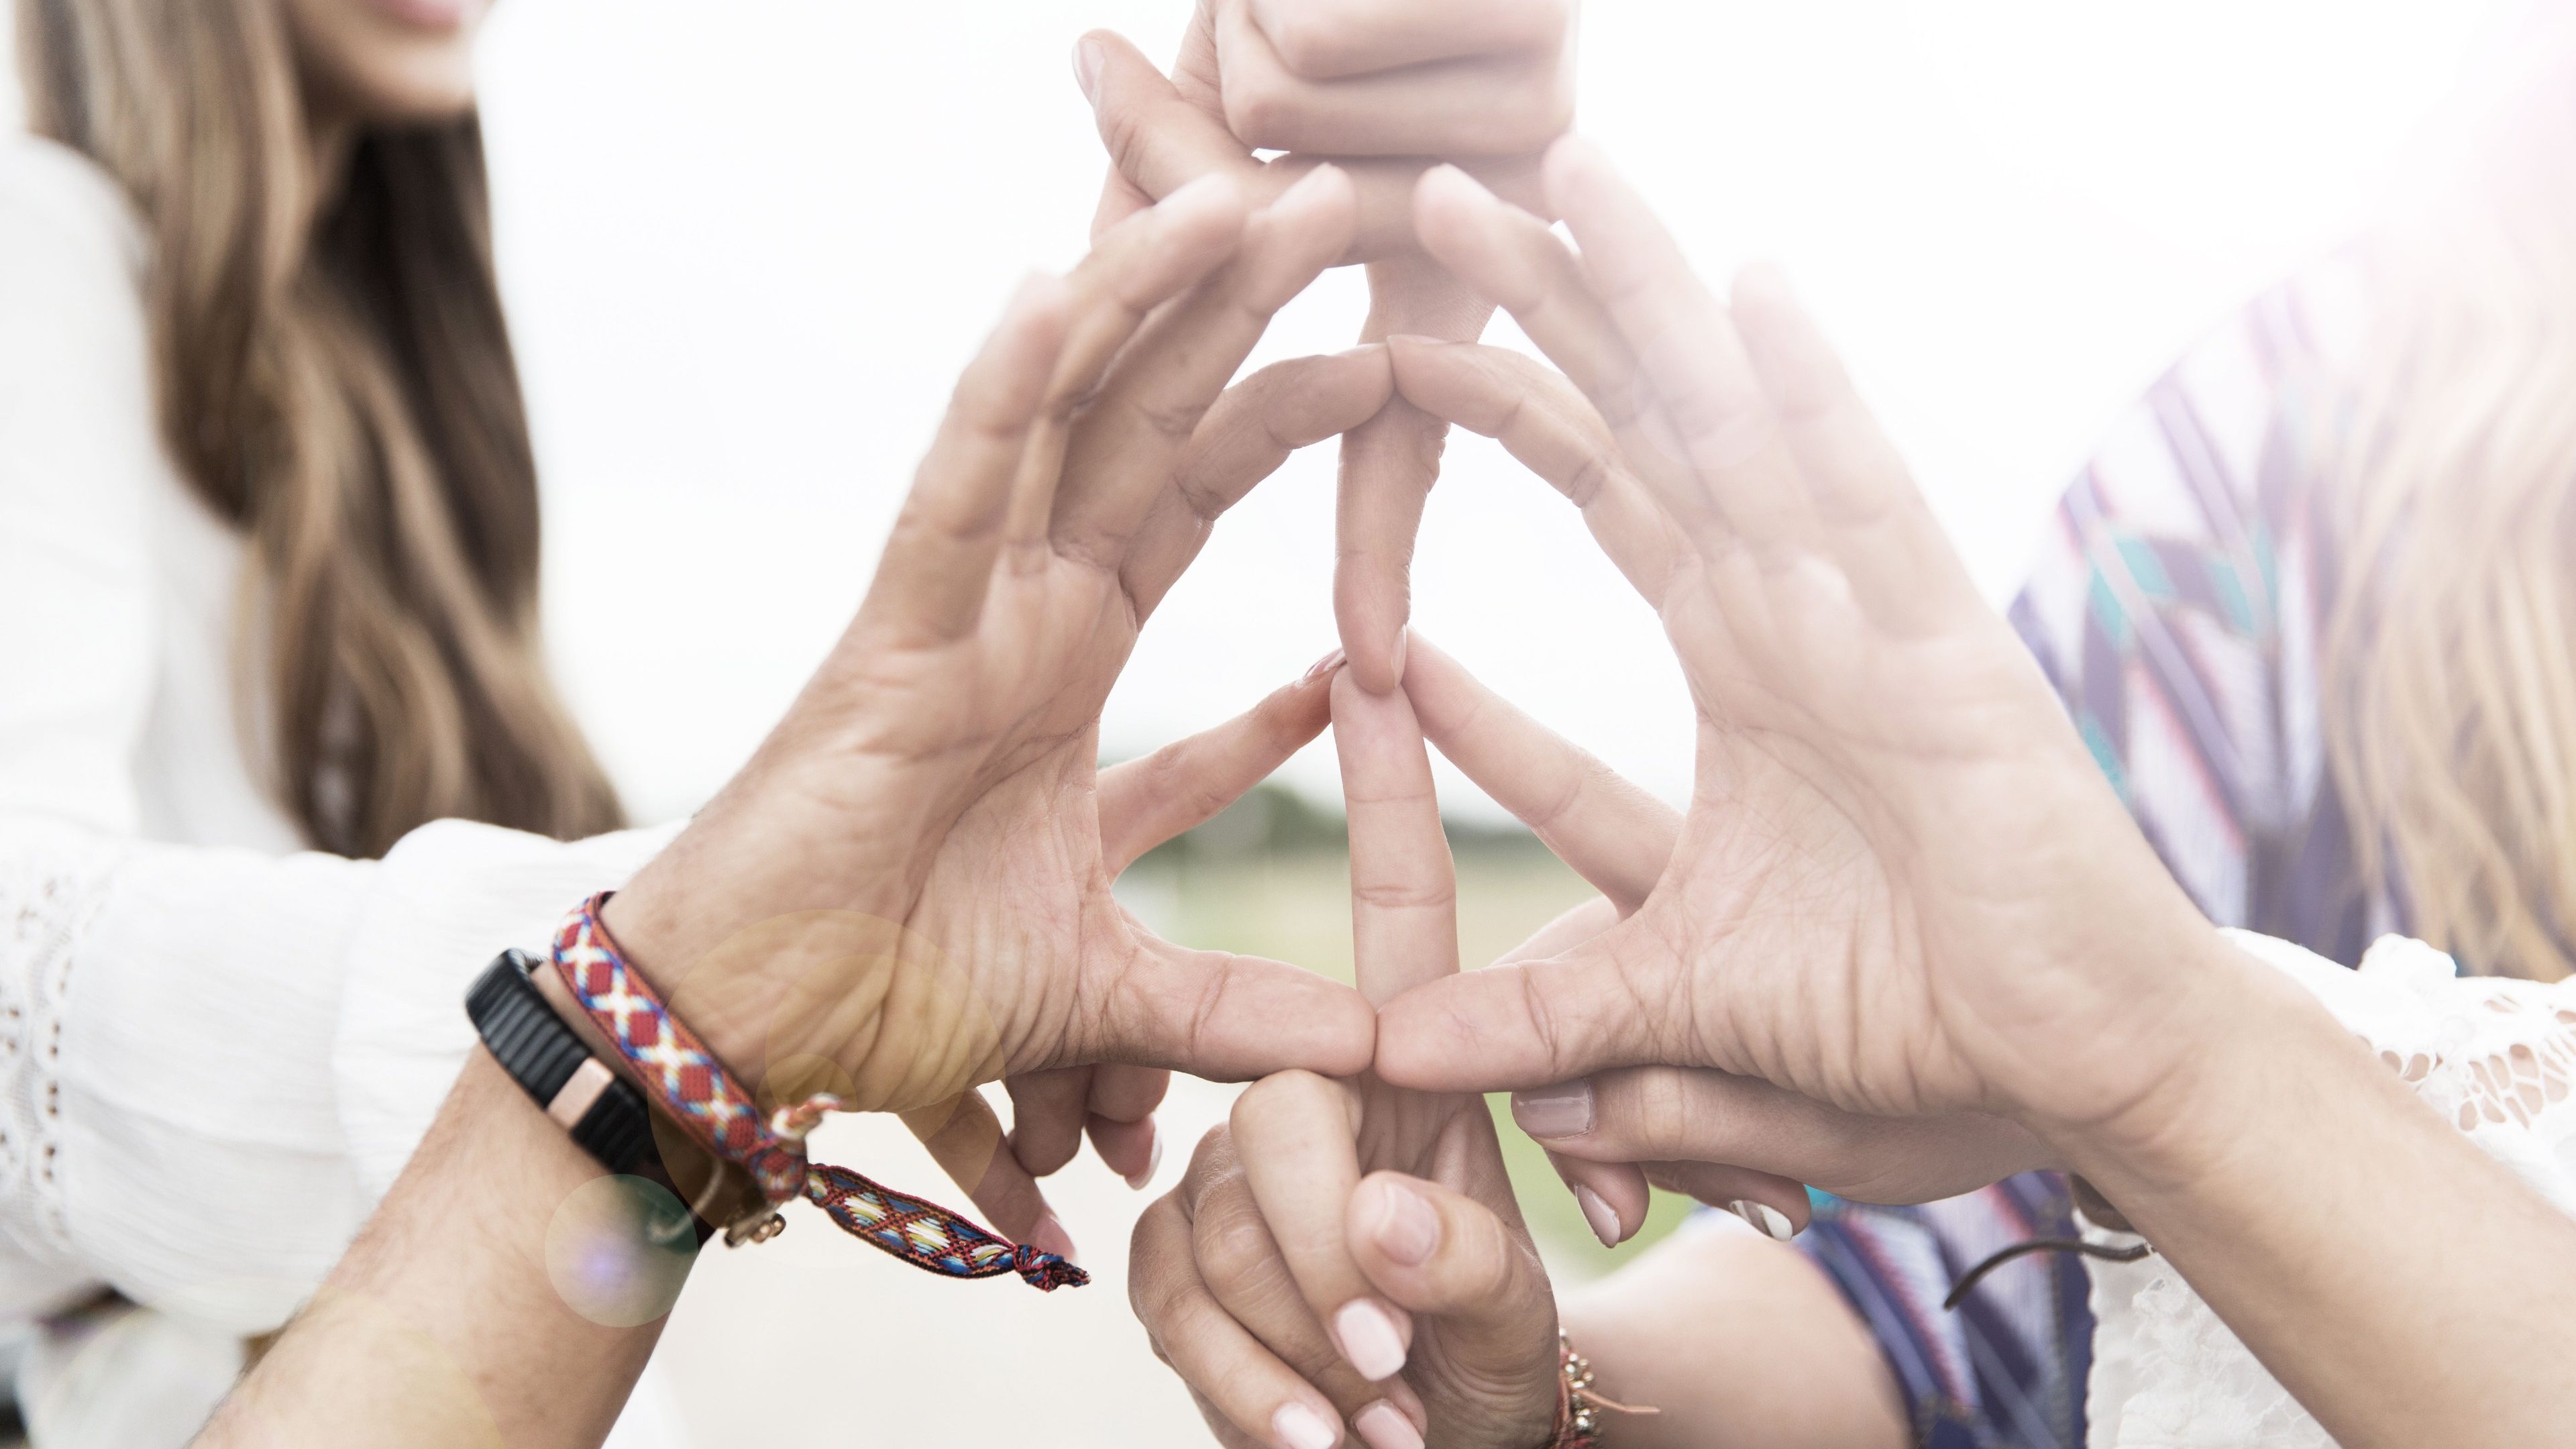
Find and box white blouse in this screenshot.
[2083,929,2576,1446]
[0,134,684,1445]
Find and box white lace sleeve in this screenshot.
[2083,930,2576,1448]
[0,813,678,1332]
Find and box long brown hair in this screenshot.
[18,0,621,857]
[2322,18,2576,981]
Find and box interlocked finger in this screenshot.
[1052,164,1357,570]
[1122,347,1395,620]
[1381,336,1678,599]
[1190,1147,1432,1438]
[1230,1071,1413,1393]
[1132,1189,1352,1449]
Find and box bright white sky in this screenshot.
[482,0,2520,825]
[35,1,2519,824]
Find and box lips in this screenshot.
[362,0,480,32]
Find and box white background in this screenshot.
[468,0,2508,825]
[5,3,2504,822]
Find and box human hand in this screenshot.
[1129,670,1557,1449]
[904,666,1347,1253]
[1371,140,2243,1150]
[601,169,1392,1208]
[1399,637,2053,1244]
[1077,1,1577,693]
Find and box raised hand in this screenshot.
[1076,1,1578,692]
[1399,637,2053,1244]
[1130,669,1556,1449]
[1371,140,2240,1155]
[598,169,1396,1222]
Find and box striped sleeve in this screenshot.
[1796,276,2357,1448]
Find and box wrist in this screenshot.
[2033,932,2350,1201]
[602,787,918,1091]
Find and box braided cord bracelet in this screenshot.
[549,893,1085,1291]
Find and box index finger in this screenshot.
[1230,1071,1414,1389]
[1332,669,1458,1006]
[1401,637,1676,912]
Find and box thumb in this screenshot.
[1374,927,1670,1092]
[1346,1172,1558,1429]
[1094,934,1377,1081]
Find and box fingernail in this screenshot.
[1123,1124,1163,1191]
[1365,1179,1441,1266]
[1354,1401,1425,1449]
[1029,1212,1081,1265]
[1388,628,1409,682]
[1275,162,1342,208]
[1728,1199,1796,1241]
[1164,170,1236,210]
[1072,38,1103,105]
[1510,1081,1594,1138]
[1273,1401,1340,1449]
[1573,1185,1622,1248]
[1303,647,1346,683]
[1332,1298,1409,1381]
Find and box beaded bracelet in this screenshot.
[549,893,1085,1291]
[1553,1328,1657,1448]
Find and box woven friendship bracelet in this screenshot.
[549,893,1086,1291]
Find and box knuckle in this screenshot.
[1626,1068,1701,1151]
[1193,1206,1286,1297]
[1132,394,1209,449]
[1231,1067,1336,1132]
[1258,9,1358,78]
[1222,83,1299,152]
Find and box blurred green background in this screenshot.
[1118,782,1697,1280]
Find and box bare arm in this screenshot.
[1564,1228,1905,1449]
[198,1050,674,1448]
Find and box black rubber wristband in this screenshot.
[466,949,659,1176]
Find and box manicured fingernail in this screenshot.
[1365,1179,1441,1266]
[1273,1401,1340,1449]
[1332,1298,1409,1381]
[1029,1212,1081,1265]
[1728,1199,1796,1241]
[1303,647,1346,683]
[1072,38,1103,104]
[1354,1401,1424,1449]
[1573,1185,1622,1248]
[1387,628,1409,682]
[1511,1081,1593,1138]
[1123,1124,1163,1191]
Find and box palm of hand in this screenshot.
[1641,547,2198,1124]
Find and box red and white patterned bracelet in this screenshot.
[549,893,1085,1291]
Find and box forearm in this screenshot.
[2056,936,2576,1446]
[1564,1226,1905,1449]
[199,1051,680,1448]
